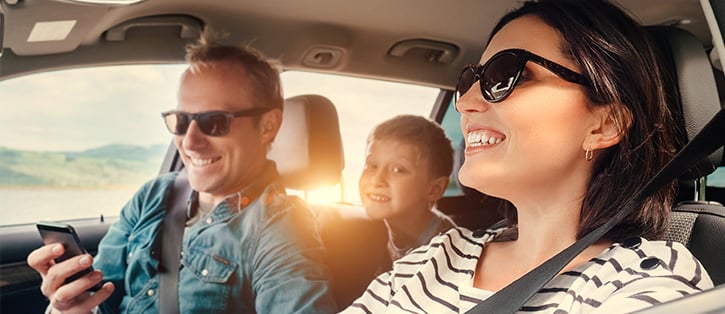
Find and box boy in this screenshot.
[359,115,456,261]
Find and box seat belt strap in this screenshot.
[465,108,725,314]
[154,163,277,313]
[158,169,192,314]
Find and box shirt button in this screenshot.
[206,217,213,224]
[640,257,661,270]
[621,236,642,249]
[201,269,209,276]
[472,229,487,238]
[147,289,155,296]
[128,252,133,258]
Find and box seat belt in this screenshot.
[154,164,277,313]
[465,108,725,314]
[157,169,192,314]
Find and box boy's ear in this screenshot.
[585,105,627,150]
[427,176,449,202]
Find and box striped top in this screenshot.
[341,227,713,314]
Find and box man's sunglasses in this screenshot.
[455,48,590,103]
[161,107,272,137]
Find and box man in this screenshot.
[27,38,338,313]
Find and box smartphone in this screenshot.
[36,221,103,291]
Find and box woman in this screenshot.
[341,0,713,313]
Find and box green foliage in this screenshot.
[0,144,166,188]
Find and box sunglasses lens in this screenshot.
[198,112,229,136]
[163,112,190,135]
[456,66,478,99]
[482,53,522,102]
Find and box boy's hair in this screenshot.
[368,115,454,179]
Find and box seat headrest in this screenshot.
[268,94,345,191]
[648,26,724,179]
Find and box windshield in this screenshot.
[0,65,437,226]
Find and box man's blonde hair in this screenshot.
[185,31,284,119]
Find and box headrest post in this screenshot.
[339,175,346,203]
[694,177,707,202]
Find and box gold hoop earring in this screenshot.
[585,145,593,161]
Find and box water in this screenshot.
[0,188,138,226]
[4,168,722,227]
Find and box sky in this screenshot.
[0,64,185,151]
[0,65,440,203]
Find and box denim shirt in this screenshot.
[93,163,337,313]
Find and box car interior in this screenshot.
[1,0,724,313]
[648,25,725,287]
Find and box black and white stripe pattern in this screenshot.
[341,227,713,314]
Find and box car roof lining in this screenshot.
[0,0,716,90]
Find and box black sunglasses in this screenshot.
[455,48,590,103]
[161,107,272,137]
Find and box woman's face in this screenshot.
[456,15,600,201]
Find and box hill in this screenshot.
[0,144,167,188]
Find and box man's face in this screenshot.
[174,61,276,198]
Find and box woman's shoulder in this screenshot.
[580,237,713,290]
[528,237,713,313]
[606,237,706,271]
[551,237,715,312]
[390,226,508,274]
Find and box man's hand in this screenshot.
[27,244,114,314]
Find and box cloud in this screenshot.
[0,65,186,151]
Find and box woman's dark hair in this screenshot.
[491,0,681,242]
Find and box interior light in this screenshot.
[664,18,693,26]
[27,20,77,42]
[62,0,146,5]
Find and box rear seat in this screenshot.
[314,202,389,307]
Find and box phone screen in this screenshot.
[36,221,102,291]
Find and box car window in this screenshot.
[439,97,464,197]
[0,66,437,226]
[0,65,184,226]
[708,166,725,188]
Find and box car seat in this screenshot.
[268,94,344,190]
[648,26,725,286]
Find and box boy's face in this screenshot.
[359,138,445,221]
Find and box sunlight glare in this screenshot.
[287,185,347,204]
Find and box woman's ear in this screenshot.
[585,105,626,150]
